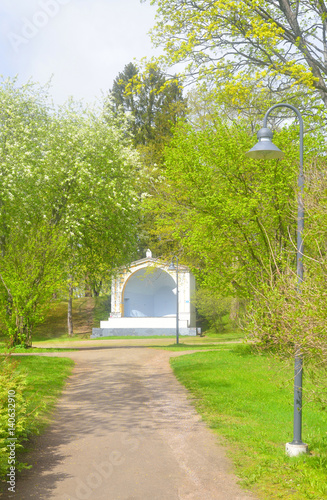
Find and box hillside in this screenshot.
[33,296,110,341]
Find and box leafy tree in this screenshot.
[195,289,235,334]
[108,62,187,258]
[0,80,141,346]
[0,80,63,346]
[144,107,327,382]
[0,226,65,346]
[144,116,301,297]
[147,0,327,117]
[45,101,142,335]
[108,62,186,157]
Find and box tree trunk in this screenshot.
[93,280,102,297]
[229,297,240,321]
[68,279,74,337]
[84,282,92,297]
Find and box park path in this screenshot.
[5,347,256,500]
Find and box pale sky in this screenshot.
[0,0,161,105]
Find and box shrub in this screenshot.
[0,356,28,477]
[195,289,243,333]
[245,271,327,409]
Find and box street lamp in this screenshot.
[245,103,308,457]
[168,256,179,345]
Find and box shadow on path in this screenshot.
[1,348,256,500]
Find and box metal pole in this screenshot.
[176,256,179,345]
[264,104,305,449]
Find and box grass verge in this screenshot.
[14,356,74,428]
[0,345,75,353]
[0,355,74,488]
[152,343,229,351]
[170,345,327,500]
[30,331,244,345]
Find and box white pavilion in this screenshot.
[91,250,196,337]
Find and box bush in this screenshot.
[245,271,327,409]
[0,356,28,477]
[195,289,243,333]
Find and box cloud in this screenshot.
[0,0,161,104]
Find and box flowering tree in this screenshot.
[0,80,141,346]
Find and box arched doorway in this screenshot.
[123,268,176,318]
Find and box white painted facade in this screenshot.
[91,253,196,337]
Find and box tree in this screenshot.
[0,226,66,346]
[0,80,64,346]
[147,0,327,117]
[108,62,186,158]
[143,107,327,396]
[195,289,237,333]
[46,102,142,336]
[108,62,187,257]
[144,116,302,296]
[0,80,142,346]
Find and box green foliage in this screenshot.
[0,227,66,347]
[148,0,327,118]
[0,355,74,481]
[0,357,27,477]
[108,61,185,152]
[0,79,142,345]
[144,105,327,384]
[245,270,327,409]
[108,62,186,256]
[144,116,299,295]
[195,289,238,334]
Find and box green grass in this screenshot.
[0,355,74,490]
[34,335,180,342]
[14,356,74,419]
[0,343,75,353]
[32,332,244,345]
[0,295,244,346]
[170,346,327,500]
[153,343,230,351]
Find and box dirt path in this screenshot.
[4,348,256,500]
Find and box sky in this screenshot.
[0,0,161,105]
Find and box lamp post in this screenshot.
[168,256,179,345]
[245,103,308,457]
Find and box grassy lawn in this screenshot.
[17,355,73,407]
[14,355,74,427]
[29,332,244,347]
[170,345,327,500]
[0,344,75,353]
[0,355,74,486]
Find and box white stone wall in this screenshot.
[107,257,196,328]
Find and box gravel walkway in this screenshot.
[3,347,257,500]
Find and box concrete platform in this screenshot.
[91,327,197,338]
[91,316,197,337]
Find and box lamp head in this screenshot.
[168,261,176,271]
[245,127,284,159]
